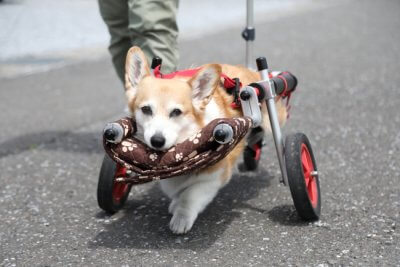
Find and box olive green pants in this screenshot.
[98,0,179,82]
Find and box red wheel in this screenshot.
[112,166,130,203]
[97,154,131,214]
[300,144,319,208]
[285,133,321,220]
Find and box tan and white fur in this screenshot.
[124,46,287,234]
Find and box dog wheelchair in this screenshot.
[97,0,321,222]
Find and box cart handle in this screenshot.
[271,72,297,95]
[248,72,297,99]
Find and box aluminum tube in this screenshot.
[246,42,253,69]
[266,99,289,185]
[259,61,289,185]
[246,0,254,27]
[245,0,254,69]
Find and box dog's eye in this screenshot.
[141,106,152,116]
[170,108,182,117]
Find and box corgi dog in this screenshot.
[124,46,287,234]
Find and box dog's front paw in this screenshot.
[169,208,196,234]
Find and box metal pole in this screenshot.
[246,0,254,29]
[266,98,289,186]
[244,0,255,69]
[257,59,289,186]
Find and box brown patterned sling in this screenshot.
[103,116,252,185]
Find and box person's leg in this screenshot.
[98,0,132,82]
[128,0,179,73]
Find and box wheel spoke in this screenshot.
[300,143,318,208]
[311,179,318,200]
[307,176,313,192]
[308,180,314,203]
[301,151,311,175]
[302,161,310,175]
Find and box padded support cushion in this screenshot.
[103,117,252,184]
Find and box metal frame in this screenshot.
[243,1,289,185]
[258,68,289,186]
[244,0,255,69]
[239,86,262,127]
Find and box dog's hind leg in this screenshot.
[168,170,223,234]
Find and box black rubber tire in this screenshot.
[97,154,131,214]
[285,133,321,221]
[242,145,260,171]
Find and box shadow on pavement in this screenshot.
[267,204,309,226]
[89,169,274,251]
[0,131,103,158]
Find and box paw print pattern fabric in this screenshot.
[103,117,252,185]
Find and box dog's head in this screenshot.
[124,46,221,151]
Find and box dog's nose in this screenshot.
[150,134,166,149]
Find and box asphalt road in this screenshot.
[1,0,399,266]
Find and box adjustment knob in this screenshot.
[104,128,117,141]
[213,124,234,144]
[240,90,251,101]
[103,123,124,143]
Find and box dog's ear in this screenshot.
[125,46,151,102]
[189,64,221,111]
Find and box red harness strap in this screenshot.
[153,67,293,115]
[153,66,242,109]
[154,66,239,88]
[154,66,199,79]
